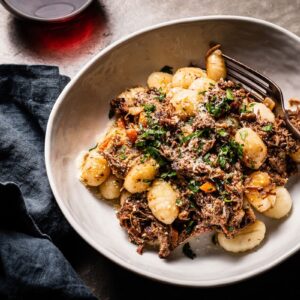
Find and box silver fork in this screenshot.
[222,53,300,139]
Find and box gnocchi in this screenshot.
[206,45,227,81]
[170,88,202,119]
[263,186,292,219]
[252,102,275,123]
[80,150,110,186]
[147,72,173,93]
[124,158,158,193]
[235,127,267,169]
[290,147,300,163]
[147,179,179,224]
[172,67,206,89]
[244,171,276,213]
[99,174,122,200]
[189,77,216,93]
[217,220,266,253]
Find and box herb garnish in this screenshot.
[160,65,173,74]
[206,91,234,117]
[182,242,196,259]
[181,128,210,144]
[226,88,234,100]
[239,130,248,141]
[88,143,98,152]
[154,88,166,102]
[161,171,177,179]
[262,124,273,132]
[217,140,243,169]
[119,145,127,160]
[188,180,200,193]
[186,220,196,234]
[176,199,183,206]
[217,129,228,137]
[143,103,156,112]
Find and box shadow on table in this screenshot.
[7,1,110,60]
[68,237,300,299]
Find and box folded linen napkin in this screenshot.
[0,65,96,299]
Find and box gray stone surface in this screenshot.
[1,0,300,299]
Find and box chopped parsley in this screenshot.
[182,242,196,259]
[226,88,234,100]
[154,88,166,102]
[217,140,243,169]
[186,220,196,234]
[262,124,273,132]
[176,199,183,206]
[88,143,98,152]
[203,153,211,164]
[142,179,152,184]
[181,129,210,144]
[160,65,173,74]
[161,171,177,179]
[119,145,127,160]
[143,103,156,112]
[217,129,228,137]
[206,92,234,117]
[228,226,234,232]
[239,130,248,141]
[188,180,200,193]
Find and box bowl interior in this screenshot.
[46,17,300,286]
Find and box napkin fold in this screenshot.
[0,65,96,299]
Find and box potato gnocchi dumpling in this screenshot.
[147,71,173,93]
[172,67,206,88]
[235,127,267,169]
[79,45,298,258]
[170,88,202,119]
[80,150,110,186]
[99,174,122,200]
[263,187,292,219]
[244,171,276,213]
[147,180,179,224]
[252,103,275,123]
[290,148,300,163]
[206,45,227,81]
[189,77,216,93]
[124,158,158,193]
[217,220,266,253]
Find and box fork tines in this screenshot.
[222,54,275,102]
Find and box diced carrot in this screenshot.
[263,97,276,111]
[200,181,216,193]
[117,118,125,129]
[126,128,138,143]
[98,136,111,151]
[138,112,147,127]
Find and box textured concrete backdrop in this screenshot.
[0,0,299,299]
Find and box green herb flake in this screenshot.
[203,153,211,164]
[154,88,166,102]
[188,180,200,193]
[262,124,273,132]
[160,65,173,74]
[186,220,196,234]
[223,198,232,203]
[119,145,127,160]
[182,242,196,259]
[228,226,234,232]
[143,103,156,112]
[226,88,234,100]
[239,130,248,141]
[88,143,98,152]
[176,199,183,206]
[142,179,152,184]
[217,129,228,137]
[161,171,177,179]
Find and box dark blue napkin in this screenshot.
[0,65,96,299]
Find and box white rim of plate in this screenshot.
[45,15,300,287]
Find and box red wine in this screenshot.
[2,0,92,21]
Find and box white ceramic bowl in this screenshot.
[45,16,300,286]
